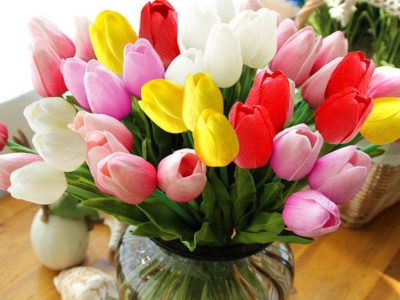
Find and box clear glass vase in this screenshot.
[115,226,294,300]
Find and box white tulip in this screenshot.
[32,129,86,172]
[24,97,77,133]
[165,49,204,85]
[213,0,236,23]
[8,161,67,205]
[230,9,277,69]
[203,23,243,88]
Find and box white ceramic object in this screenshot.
[100,212,128,251]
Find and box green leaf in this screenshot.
[246,212,284,234]
[50,194,99,220]
[233,231,278,244]
[257,182,285,213]
[141,138,159,165]
[131,222,177,241]
[191,222,225,250]
[275,230,314,244]
[200,183,216,223]
[151,122,172,157]
[231,168,256,226]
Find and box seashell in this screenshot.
[54,266,119,300]
[100,212,128,251]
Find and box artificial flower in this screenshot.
[240,0,263,11]
[165,49,204,85]
[214,0,236,23]
[276,18,297,50]
[74,17,96,61]
[0,121,8,151]
[368,66,400,98]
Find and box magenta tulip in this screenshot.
[74,17,96,61]
[270,124,323,181]
[0,121,8,151]
[277,18,297,50]
[368,66,400,98]
[308,146,371,205]
[283,190,341,238]
[157,149,207,202]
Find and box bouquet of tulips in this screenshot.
[0,0,398,251]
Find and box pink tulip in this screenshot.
[84,60,132,120]
[0,121,8,151]
[123,39,165,98]
[28,17,76,59]
[283,190,341,238]
[74,17,96,61]
[97,152,157,205]
[301,57,343,109]
[270,124,323,181]
[277,18,297,50]
[311,31,348,75]
[0,153,42,190]
[308,146,371,205]
[368,66,400,98]
[157,149,207,202]
[240,0,263,11]
[270,27,322,87]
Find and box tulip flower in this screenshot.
[229,9,277,69]
[70,111,134,151]
[74,17,96,61]
[282,190,341,238]
[194,109,239,167]
[32,129,86,172]
[277,18,297,50]
[24,98,77,133]
[165,49,204,85]
[270,124,323,181]
[140,79,187,133]
[361,97,400,145]
[229,103,275,169]
[309,146,371,204]
[310,31,348,75]
[246,71,292,131]
[123,39,165,98]
[301,57,343,109]
[97,152,157,205]
[325,52,375,98]
[30,38,67,97]
[90,10,137,74]
[204,23,243,88]
[0,121,8,151]
[368,66,400,99]
[183,73,224,131]
[315,88,373,144]
[0,153,42,190]
[157,149,207,202]
[240,0,263,11]
[8,161,67,205]
[214,0,236,23]
[28,17,76,59]
[84,60,132,120]
[139,0,180,69]
[270,27,322,87]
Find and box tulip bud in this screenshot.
[230,9,277,69]
[204,23,243,88]
[311,31,348,75]
[8,161,67,205]
[315,88,373,144]
[165,49,204,85]
[123,39,165,98]
[97,152,157,205]
[260,0,298,19]
[183,73,223,131]
[0,154,42,190]
[90,10,137,74]
[74,17,96,61]
[214,0,236,23]
[84,60,132,120]
[270,27,322,87]
[282,190,340,238]
[270,124,323,181]
[24,98,77,133]
[194,109,239,167]
[240,0,263,11]
[309,146,371,204]
[158,149,207,202]
[0,121,8,151]
[277,18,297,50]
[229,103,275,168]
[368,66,400,99]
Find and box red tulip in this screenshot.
[315,88,373,144]
[325,52,375,98]
[229,102,275,169]
[139,0,180,69]
[0,121,8,151]
[246,71,292,131]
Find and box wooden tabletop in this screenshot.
[0,195,399,300]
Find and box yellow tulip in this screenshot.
[140,79,188,133]
[361,97,400,145]
[194,109,239,167]
[90,11,137,74]
[183,73,224,131]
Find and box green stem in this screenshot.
[220,167,229,188]
[66,185,101,200]
[181,202,203,224]
[186,132,194,148]
[6,141,36,154]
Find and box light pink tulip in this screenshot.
[311,31,348,75]
[0,153,42,190]
[28,17,76,59]
[270,27,322,87]
[240,0,263,11]
[0,121,8,151]
[97,152,157,205]
[270,124,323,181]
[301,57,343,109]
[277,18,297,50]
[157,149,207,202]
[368,66,400,98]
[74,17,96,61]
[283,190,341,238]
[308,146,371,205]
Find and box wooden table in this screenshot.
[0,195,399,300]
